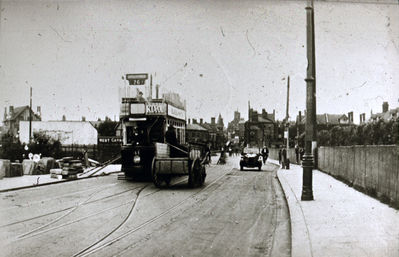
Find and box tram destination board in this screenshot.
[126,73,148,85]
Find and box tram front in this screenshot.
[120,99,166,179]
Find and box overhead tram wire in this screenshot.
[278,0,398,5]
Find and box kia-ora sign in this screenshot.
[146,103,166,115]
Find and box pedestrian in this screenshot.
[217,149,226,165]
[261,146,269,164]
[295,144,299,164]
[281,147,287,169]
[83,146,89,168]
[278,148,282,164]
[205,143,211,164]
[300,147,305,164]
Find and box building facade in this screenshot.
[244,108,276,148]
[2,106,41,140]
[19,120,98,145]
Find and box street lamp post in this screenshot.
[301,0,316,201]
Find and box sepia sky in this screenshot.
[0,0,398,125]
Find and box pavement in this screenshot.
[0,164,121,192]
[271,159,399,257]
[1,158,399,256]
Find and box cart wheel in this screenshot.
[151,157,162,188]
[200,165,206,185]
[189,158,201,188]
[164,176,171,186]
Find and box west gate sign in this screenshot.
[98,136,123,144]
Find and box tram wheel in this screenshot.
[189,158,202,188]
[151,157,162,188]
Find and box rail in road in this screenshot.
[75,168,232,257]
[0,156,290,257]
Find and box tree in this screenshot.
[28,132,62,158]
[97,120,118,136]
[0,133,24,162]
[318,130,330,146]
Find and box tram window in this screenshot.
[126,125,146,145]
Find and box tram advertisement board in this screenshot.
[146,102,166,115]
[168,104,185,120]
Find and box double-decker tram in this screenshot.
[120,97,186,180]
[119,73,206,187]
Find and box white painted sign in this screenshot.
[146,102,166,115]
[130,103,145,114]
[167,104,185,120]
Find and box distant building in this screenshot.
[186,120,209,144]
[3,106,42,139]
[245,108,277,148]
[200,116,225,150]
[370,102,399,122]
[19,120,98,145]
[296,111,354,127]
[227,111,245,143]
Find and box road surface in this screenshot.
[0,156,291,257]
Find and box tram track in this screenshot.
[72,176,189,257]
[5,184,146,232]
[72,185,148,257]
[1,182,121,213]
[75,168,230,257]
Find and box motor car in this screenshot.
[240,147,262,171]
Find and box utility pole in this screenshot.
[301,0,316,201]
[29,87,32,143]
[286,76,290,151]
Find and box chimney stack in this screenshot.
[299,111,302,124]
[200,118,203,125]
[37,106,41,117]
[188,118,191,124]
[348,112,353,123]
[382,102,389,113]
[211,117,215,125]
[193,119,197,124]
[360,113,366,124]
[149,74,153,99]
[9,106,14,116]
[155,84,160,99]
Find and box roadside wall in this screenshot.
[318,145,399,207]
[270,145,399,207]
[19,121,98,145]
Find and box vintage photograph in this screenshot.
[0,0,398,256]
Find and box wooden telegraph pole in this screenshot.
[29,87,32,142]
[286,76,290,151]
[301,0,316,201]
